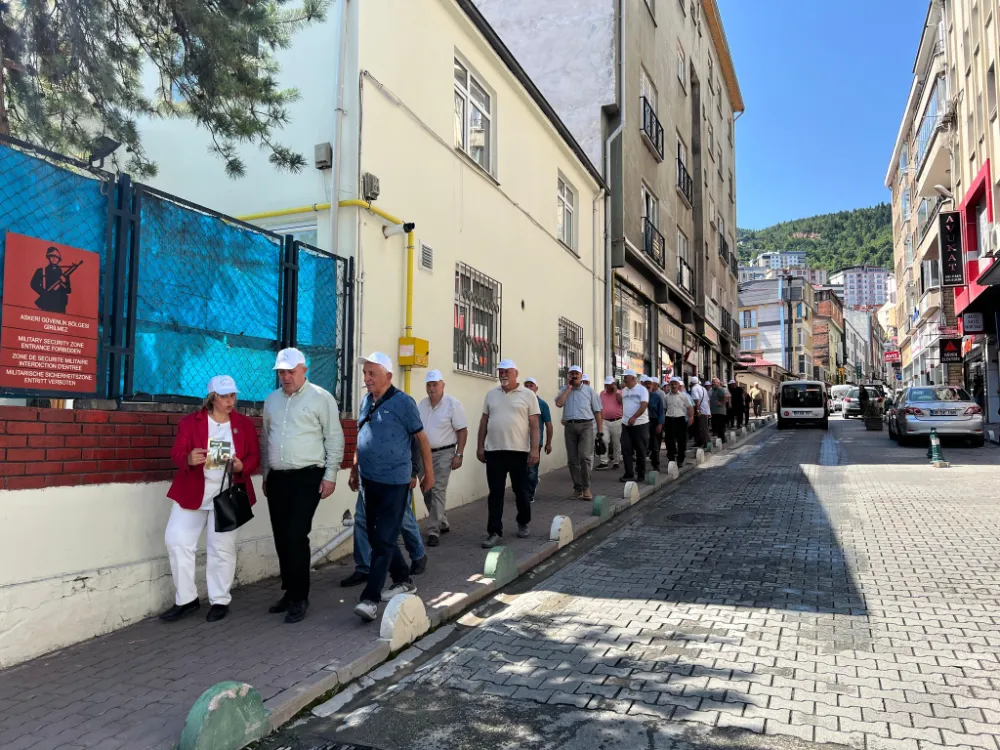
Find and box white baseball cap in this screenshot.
[568,365,582,374]
[273,348,306,370]
[604,376,615,385]
[670,376,684,384]
[524,377,538,385]
[690,377,700,384]
[582,374,591,382]
[425,369,444,383]
[623,369,637,377]
[498,359,518,370]
[207,375,239,396]
[357,351,394,373]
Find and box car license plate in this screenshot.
[930,409,957,416]
[793,411,811,416]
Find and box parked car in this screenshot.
[888,385,984,446]
[843,386,884,418]
[830,384,852,413]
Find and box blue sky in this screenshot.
[717,0,927,230]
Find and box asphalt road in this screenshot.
[258,417,1000,750]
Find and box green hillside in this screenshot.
[736,204,893,271]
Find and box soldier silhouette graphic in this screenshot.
[29,246,81,314]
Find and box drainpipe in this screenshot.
[593,189,605,374]
[329,0,351,256]
[604,0,626,376]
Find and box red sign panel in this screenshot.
[884,350,901,363]
[0,233,100,393]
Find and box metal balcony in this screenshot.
[676,158,693,205]
[677,257,693,294]
[641,97,664,161]
[642,217,666,269]
[718,232,729,260]
[729,253,738,278]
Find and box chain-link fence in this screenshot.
[0,137,354,407]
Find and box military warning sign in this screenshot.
[0,233,100,393]
[939,338,963,364]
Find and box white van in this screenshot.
[778,380,829,430]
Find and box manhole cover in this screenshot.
[666,512,725,525]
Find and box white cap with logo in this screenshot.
[623,369,637,377]
[568,365,582,374]
[425,369,444,383]
[604,376,615,385]
[498,359,518,370]
[273,348,306,370]
[208,375,239,396]
[357,352,394,373]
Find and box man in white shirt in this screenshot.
[619,369,650,482]
[689,376,711,449]
[417,370,468,547]
[477,359,540,548]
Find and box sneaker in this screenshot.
[340,570,369,588]
[595,464,609,471]
[284,599,308,624]
[482,533,502,549]
[354,600,379,622]
[206,604,229,623]
[381,581,416,602]
[570,490,583,500]
[517,525,530,538]
[159,598,200,622]
[410,555,428,575]
[427,534,440,547]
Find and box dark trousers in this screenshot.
[711,414,728,442]
[753,400,762,417]
[266,466,324,602]
[359,478,412,604]
[665,416,688,465]
[647,422,662,470]
[621,424,649,479]
[743,403,751,424]
[485,451,532,536]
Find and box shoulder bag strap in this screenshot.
[358,389,399,431]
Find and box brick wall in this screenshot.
[0,406,358,491]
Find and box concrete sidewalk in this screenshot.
[0,417,773,750]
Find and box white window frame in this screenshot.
[557,175,576,250]
[742,309,757,328]
[676,42,687,90]
[676,227,690,263]
[641,183,659,229]
[454,55,494,175]
[640,65,658,112]
[741,334,757,350]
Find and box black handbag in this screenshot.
[594,433,607,456]
[213,461,254,533]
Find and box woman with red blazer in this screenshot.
[160,375,260,623]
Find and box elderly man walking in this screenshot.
[262,348,344,624]
[750,382,763,417]
[689,377,711,448]
[596,376,623,471]
[710,377,731,443]
[664,377,695,467]
[619,370,650,482]
[477,359,540,548]
[644,377,666,472]
[350,353,434,622]
[554,365,603,500]
[417,370,468,547]
[523,377,553,502]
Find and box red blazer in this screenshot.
[167,409,261,511]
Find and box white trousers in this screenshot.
[599,419,623,466]
[164,504,237,606]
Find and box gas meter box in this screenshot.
[398,337,429,367]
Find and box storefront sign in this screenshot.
[939,325,960,337]
[939,338,963,364]
[701,325,719,346]
[657,312,683,352]
[939,211,966,287]
[884,350,901,363]
[963,312,985,333]
[0,233,100,393]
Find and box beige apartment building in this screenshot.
[477,0,744,382]
[886,0,1000,402]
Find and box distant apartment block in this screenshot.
[738,265,767,283]
[764,266,828,285]
[828,265,889,307]
[754,250,807,269]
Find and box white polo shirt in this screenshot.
[482,385,541,452]
[622,384,650,426]
[418,394,468,450]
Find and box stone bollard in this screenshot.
[179,682,269,750]
[666,461,679,479]
[624,480,640,505]
[645,471,658,486]
[738,427,747,437]
[695,448,705,464]
[592,494,613,519]
[549,515,574,548]
[484,545,518,588]
[380,593,430,651]
[713,437,722,450]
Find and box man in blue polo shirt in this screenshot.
[349,352,434,622]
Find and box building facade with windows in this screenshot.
[476,0,744,384]
[764,265,829,285]
[813,287,845,384]
[754,250,808,269]
[738,277,814,378]
[127,0,606,585]
[828,265,891,308]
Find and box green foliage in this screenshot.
[737,204,893,272]
[0,0,327,178]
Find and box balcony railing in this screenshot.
[642,217,666,269]
[729,253,738,277]
[718,232,729,260]
[918,196,944,242]
[676,158,693,204]
[722,308,732,338]
[732,320,740,342]
[677,257,693,294]
[641,97,665,161]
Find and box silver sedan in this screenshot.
[888,385,985,446]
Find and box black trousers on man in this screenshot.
[711,414,728,443]
[647,422,662,471]
[485,450,532,536]
[266,466,324,602]
[664,416,689,466]
[359,478,412,604]
[621,423,649,479]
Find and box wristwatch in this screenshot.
[455,452,463,458]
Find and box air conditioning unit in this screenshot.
[990,223,1000,256]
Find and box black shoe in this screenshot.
[159,598,200,622]
[637,474,646,482]
[268,595,290,614]
[440,524,451,534]
[410,555,428,575]
[284,600,309,624]
[427,534,440,547]
[340,571,369,588]
[206,604,229,622]
[619,474,635,483]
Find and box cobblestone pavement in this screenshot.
[285,418,1000,750]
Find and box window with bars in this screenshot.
[558,318,584,387]
[454,263,501,377]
